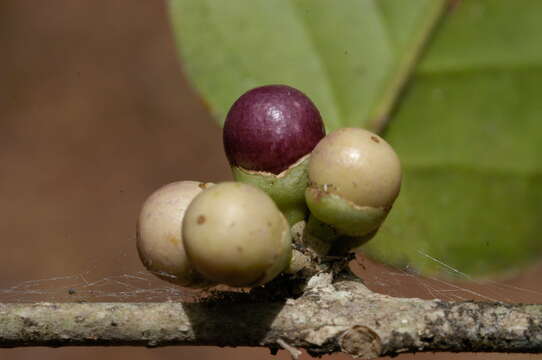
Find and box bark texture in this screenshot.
[0,273,540,358]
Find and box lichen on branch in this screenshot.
[0,271,540,358]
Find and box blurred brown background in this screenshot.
[0,1,540,360]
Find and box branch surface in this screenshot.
[1,273,541,358]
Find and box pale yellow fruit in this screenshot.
[182,182,291,287]
[306,128,402,239]
[136,181,213,287]
[308,128,401,209]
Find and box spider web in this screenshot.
[355,251,542,304]
[0,246,540,305]
[0,268,194,304]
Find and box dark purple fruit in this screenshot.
[223,85,325,174]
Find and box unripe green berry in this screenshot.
[306,128,402,239]
[182,182,292,287]
[136,181,214,287]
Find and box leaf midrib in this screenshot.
[288,2,344,132]
[369,0,448,132]
[290,0,448,133]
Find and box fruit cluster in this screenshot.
[136,85,402,288]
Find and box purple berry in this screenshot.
[223,85,325,174]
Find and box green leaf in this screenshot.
[171,0,542,279]
[363,0,542,278]
[168,0,446,131]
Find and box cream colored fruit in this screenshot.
[136,181,213,287]
[182,182,292,287]
[308,128,402,209]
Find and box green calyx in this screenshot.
[305,185,387,237]
[231,155,310,225]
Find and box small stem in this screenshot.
[368,0,449,133]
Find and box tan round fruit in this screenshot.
[136,181,213,287]
[182,182,292,287]
[308,128,402,209]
